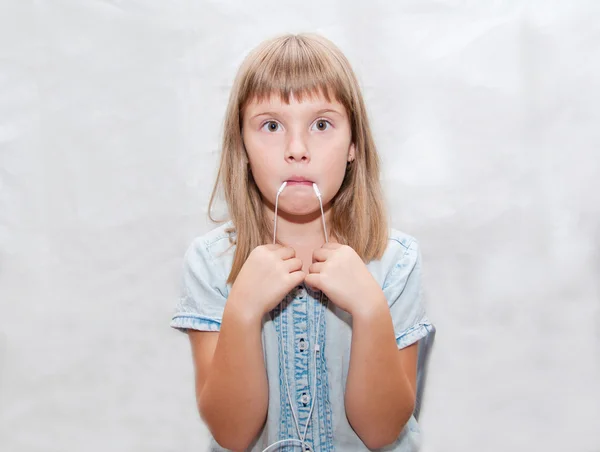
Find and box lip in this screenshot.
[286,175,313,183]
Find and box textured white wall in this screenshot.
[0,1,598,451]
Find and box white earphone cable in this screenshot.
[261,182,329,452]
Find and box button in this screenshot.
[300,393,310,405]
[298,338,308,352]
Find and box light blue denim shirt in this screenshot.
[170,220,434,451]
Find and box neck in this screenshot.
[265,203,332,248]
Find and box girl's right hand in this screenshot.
[228,244,305,319]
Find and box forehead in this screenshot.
[243,90,346,116]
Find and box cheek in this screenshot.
[247,129,284,151]
[319,156,349,196]
[248,158,272,187]
[244,135,280,172]
[317,138,351,168]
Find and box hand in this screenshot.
[229,244,305,320]
[304,243,385,316]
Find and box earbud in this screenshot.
[273,181,287,245]
[312,183,328,244]
[312,182,322,199]
[277,181,288,195]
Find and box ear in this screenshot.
[348,142,356,163]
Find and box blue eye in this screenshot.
[312,119,331,131]
[262,121,281,132]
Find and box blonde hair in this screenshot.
[208,33,389,284]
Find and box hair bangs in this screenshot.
[239,35,353,114]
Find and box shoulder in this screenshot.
[183,220,237,286]
[185,220,237,261]
[172,222,237,330]
[366,227,420,286]
[386,227,419,258]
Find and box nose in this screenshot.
[284,130,309,163]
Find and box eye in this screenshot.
[312,119,332,131]
[261,121,281,132]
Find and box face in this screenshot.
[242,91,355,218]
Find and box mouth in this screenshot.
[287,181,313,186]
[286,176,314,186]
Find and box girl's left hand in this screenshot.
[304,243,385,315]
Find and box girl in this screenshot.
[170,33,434,452]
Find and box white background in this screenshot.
[1,1,599,451]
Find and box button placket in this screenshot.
[299,392,310,406]
[298,337,308,352]
[288,282,318,444]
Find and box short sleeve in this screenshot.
[169,237,229,333]
[382,238,434,349]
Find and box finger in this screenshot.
[321,242,342,250]
[304,273,320,291]
[312,248,331,263]
[290,270,306,287]
[308,262,324,274]
[275,246,296,260]
[285,257,303,273]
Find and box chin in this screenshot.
[280,201,321,217]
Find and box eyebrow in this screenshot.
[316,108,344,117]
[250,108,345,120]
